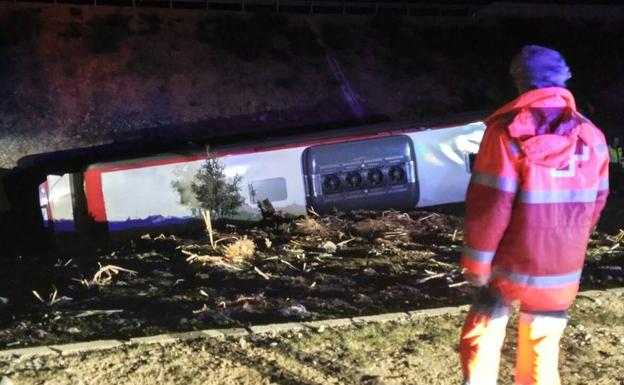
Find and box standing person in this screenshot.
[459,45,610,385]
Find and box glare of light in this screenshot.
[423,151,445,166]
[50,187,71,202]
[440,142,464,165]
[223,164,248,178]
[414,142,444,167]
[455,131,484,154]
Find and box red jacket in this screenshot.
[461,87,610,311]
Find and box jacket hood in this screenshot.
[485,87,598,169]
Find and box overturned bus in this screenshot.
[37,118,485,239]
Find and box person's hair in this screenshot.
[509,45,571,91]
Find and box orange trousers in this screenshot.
[460,289,568,385]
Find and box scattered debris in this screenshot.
[417,213,437,223]
[182,249,242,271]
[192,304,211,315]
[607,229,624,243]
[321,241,337,253]
[253,266,271,280]
[351,218,393,238]
[54,258,73,267]
[0,206,621,349]
[295,217,326,235]
[234,292,266,304]
[32,290,46,304]
[416,272,448,285]
[91,264,138,286]
[26,329,47,339]
[307,206,320,217]
[427,259,455,269]
[32,287,73,306]
[201,209,216,249]
[280,259,299,271]
[74,309,123,318]
[279,304,314,319]
[336,238,356,248]
[258,198,276,219]
[223,237,256,260]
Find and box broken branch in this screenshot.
[253,266,271,280]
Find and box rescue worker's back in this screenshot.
[458,45,609,385]
[462,87,610,312]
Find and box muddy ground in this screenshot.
[0,198,622,350]
[1,289,622,385]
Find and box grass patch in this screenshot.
[86,14,132,54]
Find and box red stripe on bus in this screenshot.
[84,169,108,223]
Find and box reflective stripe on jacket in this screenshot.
[461,87,610,312]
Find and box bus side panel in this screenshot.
[47,174,76,232]
[407,122,485,207]
[98,146,308,232]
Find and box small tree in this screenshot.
[173,154,243,248]
[191,157,243,217]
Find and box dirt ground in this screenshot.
[0,289,622,385]
[0,199,622,350]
